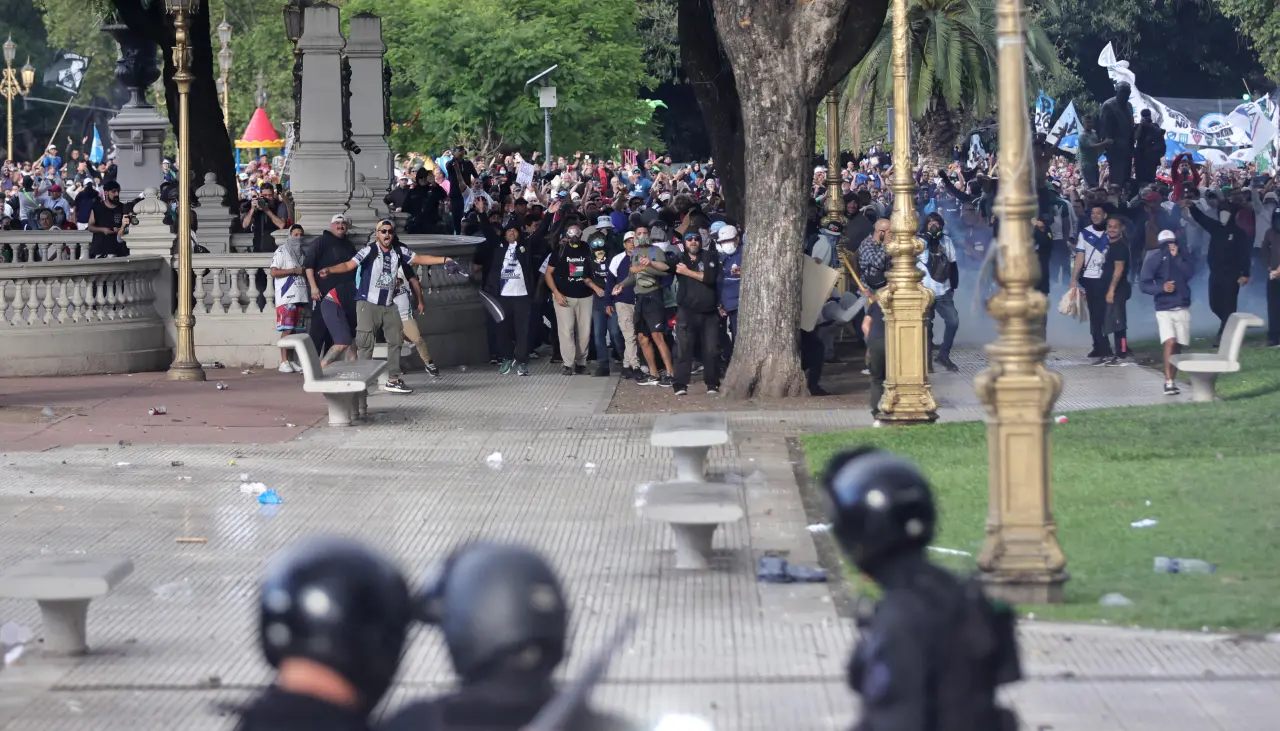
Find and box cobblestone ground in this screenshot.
[1,350,1276,730]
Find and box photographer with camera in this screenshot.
[240,182,289,253]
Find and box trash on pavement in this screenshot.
[257,489,283,505]
[928,546,973,557]
[151,579,194,602]
[485,452,503,470]
[1054,415,1068,425]
[807,523,831,533]
[215,382,228,390]
[1153,557,1215,574]
[1099,592,1135,607]
[584,462,597,475]
[1130,518,1158,528]
[202,361,225,369]
[240,482,268,496]
[41,406,54,419]
[115,462,131,467]
[170,460,184,467]
[756,554,828,583]
[148,406,168,416]
[175,537,207,544]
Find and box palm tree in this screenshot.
[845,0,1063,168]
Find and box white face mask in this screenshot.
[718,241,737,255]
[1219,210,1232,224]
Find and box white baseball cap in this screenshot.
[623,231,635,242]
[716,224,738,242]
[1157,229,1176,243]
[330,214,349,224]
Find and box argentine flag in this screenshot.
[89,126,104,164]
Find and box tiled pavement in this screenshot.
[1,349,1275,730]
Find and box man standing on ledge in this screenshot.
[317,218,456,395]
[1099,82,1135,192]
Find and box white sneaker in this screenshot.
[278,361,296,373]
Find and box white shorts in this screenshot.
[1155,308,1190,346]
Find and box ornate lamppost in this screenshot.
[822,90,844,227]
[217,17,232,131]
[283,0,309,154]
[973,0,1068,604]
[1,38,35,162]
[165,0,206,383]
[878,0,937,423]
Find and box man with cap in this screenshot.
[380,542,640,731]
[235,536,413,731]
[1140,229,1197,394]
[671,231,722,396]
[40,145,62,172]
[446,146,478,235]
[822,448,1022,731]
[714,223,743,367]
[404,167,448,234]
[73,177,98,231]
[608,231,642,379]
[475,199,555,376]
[384,176,411,213]
[613,223,676,387]
[305,215,359,360]
[86,180,127,258]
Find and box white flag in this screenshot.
[1047,102,1081,151]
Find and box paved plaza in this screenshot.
[1,349,1277,730]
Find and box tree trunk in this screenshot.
[678,0,745,223]
[113,0,238,212]
[703,0,888,399]
[917,101,958,173]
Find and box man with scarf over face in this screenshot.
[1183,196,1253,346]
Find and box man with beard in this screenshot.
[86,180,127,258]
[403,168,448,234]
[1099,82,1136,191]
[854,218,892,296]
[305,215,358,362]
[446,146,478,235]
[671,232,722,396]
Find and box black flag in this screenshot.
[43,51,90,95]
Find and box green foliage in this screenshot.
[217,0,295,145]
[32,0,117,106]
[1217,0,1280,81]
[342,0,659,159]
[636,0,679,86]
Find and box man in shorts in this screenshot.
[270,223,308,372]
[613,223,675,387]
[1139,229,1196,395]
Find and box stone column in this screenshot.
[288,3,353,232]
[127,187,177,347]
[346,13,393,217]
[104,24,168,200]
[194,173,233,254]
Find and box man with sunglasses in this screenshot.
[671,232,722,396]
[318,219,456,394]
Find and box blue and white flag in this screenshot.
[1034,91,1055,134]
[89,126,104,164]
[1046,102,1081,152]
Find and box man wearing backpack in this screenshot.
[918,213,960,372]
[823,448,1022,731]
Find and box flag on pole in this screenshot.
[1046,102,1082,152]
[1034,91,1055,134]
[89,126,104,164]
[42,51,90,95]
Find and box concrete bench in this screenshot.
[636,481,744,570]
[650,413,730,482]
[278,334,388,426]
[0,556,133,656]
[1170,312,1263,402]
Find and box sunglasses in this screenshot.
[378,228,394,234]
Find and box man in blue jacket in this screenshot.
[1139,229,1196,396]
[715,224,743,368]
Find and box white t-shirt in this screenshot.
[1075,226,1107,280]
[499,242,528,297]
[394,277,414,320]
[271,244,308,305]
[916,234,957,297]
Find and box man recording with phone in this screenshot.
[241,182,289,253]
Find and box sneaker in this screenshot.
[425,360,440,377]
[593,367,610,377]
[861,368,871,376]
[809,385,830,396]
[706,385,720,395]
[637,374,660,386]
[673,384,688,396]
[872,419,884,428]
[382,378,413,394]
[489,357,499,365]
[1104,356,1123,367]
[1086,349,1105,359]
[574,365,587,375]
[692,363,705,375]
[499,359,515,375]
[529,350,541,360]
[517,363,530,377]
[620,367,634,380]
[937,356,959,373]
[1091,357,1112,366]
[1163,380,1180,396]
[562,366,574,376]
[551,355,563,364]
[277,361,295,373]
[658,374,673,388]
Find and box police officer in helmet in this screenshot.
[379,542,640,731]
[823,448,1021,731]
[236,536,414,731]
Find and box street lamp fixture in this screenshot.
[0,37,36,162]
[283,0,306,44]
[164,0,207,383]
[217,18,232,46]
[217,17,233,132]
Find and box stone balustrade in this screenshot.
[0,230,93,263]
[0,256,171,377]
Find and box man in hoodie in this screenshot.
[613,224,676,387]
[671,232,722,396]
[1140,229,1196,395]
[1182,196,1252,347]
[475,208,553,377]
[715,224,743,367]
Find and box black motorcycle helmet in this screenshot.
[822,447,937,574]
[258,536,413,713]
[417,542,568,684]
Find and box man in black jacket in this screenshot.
[1183,198,1253,346]
[475,201,554,377]
[446,147,477,235]
[1134,109,1165,186]
[671,232,721,396]
[304,215,358,357]
[404,168,448,234]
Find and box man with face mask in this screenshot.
[87,180,126,258]
[918,213,960,372]
[475,205,553,376]
[1182,196,1253,347]
[613,224,676,387]
[587,233,622,376]
[608,232,642,379]
[545,224,595,375]
[715,224,743,366]
[1070,203,1117,362]
[671,232,722,396]
[271,224,310,372]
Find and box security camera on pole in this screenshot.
[525,65,557,167]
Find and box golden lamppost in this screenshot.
[166,0,206,383]
[1,38,36,162]
[877,0,937,423]
[973,0,1067,604]
[217,18,233,132]
[822,89,844,227]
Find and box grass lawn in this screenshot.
[801,340,1280,633]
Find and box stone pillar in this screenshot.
[195,173,234,254]
[104,24,167,200]
[346,14,393,217]
[127,187,177,347]
[289,3,353,232]
[346,173,380,233]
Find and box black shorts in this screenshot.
[320,298,353,346]
[634,290,668,336]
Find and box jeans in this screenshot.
[867,337,886,416]
[722,309,738,363]
[591,306,615,373]
[1208,271,1240,344]
[1268,277,1280,345]
[554,295,592,367]
[498,294,532,363]
[927,289,960,361]
[674,309,720,388]
[355,300,404,378]
[1080,278,1112,356]
[614,302,641,368]
[800,328,825,393]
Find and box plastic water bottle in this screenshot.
[1153,557,1215,574]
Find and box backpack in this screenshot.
[925,235,951,282]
